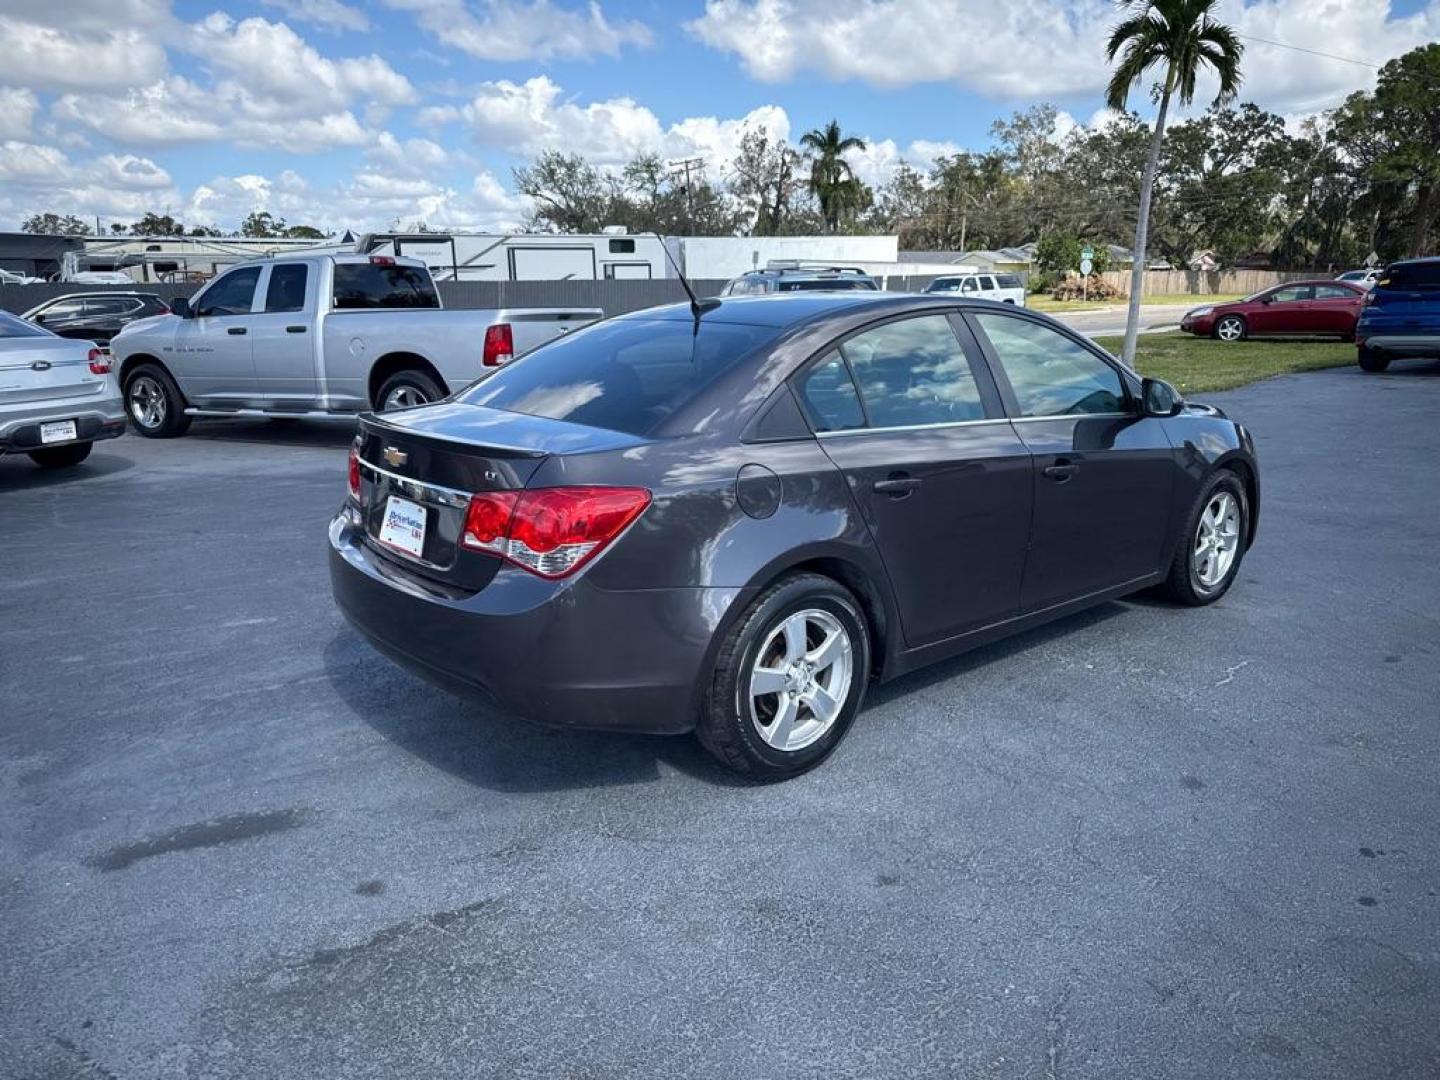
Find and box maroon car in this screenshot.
[1180,280,1366,342]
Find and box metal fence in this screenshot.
[0,275,953,319]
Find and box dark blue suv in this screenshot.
[1356,257,1440,371]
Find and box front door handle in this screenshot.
[1042,461,1079,482]
[873,475,923,497]
[227,327,247,336]
[286,325,307,334]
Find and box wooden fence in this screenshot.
[1095,269,1315,297]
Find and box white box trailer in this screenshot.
[356,232,668,282]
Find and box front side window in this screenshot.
[332,262,439,309]
[40,300,86,319]
[838,314,986,428]
[1267,285,1313,304]
[798,353,865,432]
[265,264,309,313]
[973,312,1127,417]
[196,267,261,317]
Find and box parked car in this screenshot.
[110,254,601,438]
[923,272,1027,306]
[22,292,170,346]
[1179,279,1366,341]
[67,271,137,285]
[0,269,44,285]
[0,311,125,468]
[1336,268,1381,289]
[331,292,1260,779]
[721,263,879,296]
[1356,257,1440,372]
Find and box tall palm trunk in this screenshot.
[1121,66,1175,366]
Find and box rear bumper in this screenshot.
[0,395,126,455]
[1358,334,1440,359]
[328,510,749,734]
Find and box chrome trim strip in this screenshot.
[816,417,1009,438]
[1009,412,1134,423]
[357,457,472,506]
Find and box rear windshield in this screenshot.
[0,311,47,338]
[459,318,780,436]
[332,263,439,309]
[777,278,876,291]
[1380,262,1440,291]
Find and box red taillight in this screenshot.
[156,304,171,315]
[369,256,395,266]
[347,446,362,502]
[462,486,650,578]
[482,323,514,367]
[88,348,110,374]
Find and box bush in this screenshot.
[1049,277,1121,301]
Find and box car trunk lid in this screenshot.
[354,402,645,591]
[0,338,107,407]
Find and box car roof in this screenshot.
[615,291,1002,329]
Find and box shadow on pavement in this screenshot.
[0,450,135,491]
[186,417,359,449]
[323,628,752,793]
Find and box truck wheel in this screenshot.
[376,370,445,411]
[28,441,93,468]
[124,364,191,438]
[1357,346,1390,372]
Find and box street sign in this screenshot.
[1081,245,1095,261]
[1079,257,1094,277]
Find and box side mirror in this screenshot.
[1258,294,1273,305]
[31,313,45,325]
[170,297,192,319]
[1141,377,1183,417]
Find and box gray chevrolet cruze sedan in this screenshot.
[330,293,1259,779]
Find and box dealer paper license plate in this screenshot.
[40,420,78,444]
[378,495,427,558]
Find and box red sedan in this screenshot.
[1180,279,1366,342]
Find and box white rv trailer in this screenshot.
[354,232,669,282]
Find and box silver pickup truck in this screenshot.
[109,253,600,437]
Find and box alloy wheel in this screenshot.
[1192,491,1241,590]
[747,608,854,752]
[1216,317,1244,342]
[127,375,166,430]
[382,384,431,411]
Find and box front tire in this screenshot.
[1357,345,1390,372]
[697,573,870,780]
[1163,471,1248,606]
[1213,315,1246,343]
[124,363,191,438]
[376,370,445,411]
[28,441,93,468]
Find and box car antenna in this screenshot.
[654,233,720,330]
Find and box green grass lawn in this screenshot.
[1029,292,1245,314]
[1092,331,1356,393]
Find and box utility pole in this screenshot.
[668,157,705,233]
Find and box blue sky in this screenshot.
[2,0,1437,233]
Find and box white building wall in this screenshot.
[674,235,900,280]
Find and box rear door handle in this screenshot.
[873,476,923,496]
[227,327,247,336]
[1042,462,1079,482]
[286,325,307,333]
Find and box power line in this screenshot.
[1235,33,1384,71]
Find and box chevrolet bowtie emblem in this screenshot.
[382,446,408,467]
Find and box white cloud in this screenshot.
[385,0,652,61]
[0,140,182,225]
[261,0,371,33]
[0,88,40,140]
[0,18,169,93]
[846,137,964,190]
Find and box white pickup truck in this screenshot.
[110,254,600,437]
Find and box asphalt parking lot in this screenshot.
[3,360,1439,1079]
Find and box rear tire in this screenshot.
[1357,345,1390,372]
[697,573,870,781]
[1163,471,1248,606]
[376,370,445,411]
[124,363,191,438]
[1213,315,1246,343]
[28,441,93,468]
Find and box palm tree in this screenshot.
[1107,0,1243,364]
[801,120,867,232]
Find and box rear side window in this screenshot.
[332,263,439,309]
[460,318,780,436]
[195,267,261,317]
[1381,262,1440,290]
[265,264,309,313]
[87,298,136,316]
[799,354,865,432]
[839,314,987,427]
[1314,284,1357,300]
[973,312,1126,417]
[1268,285,1313,303]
